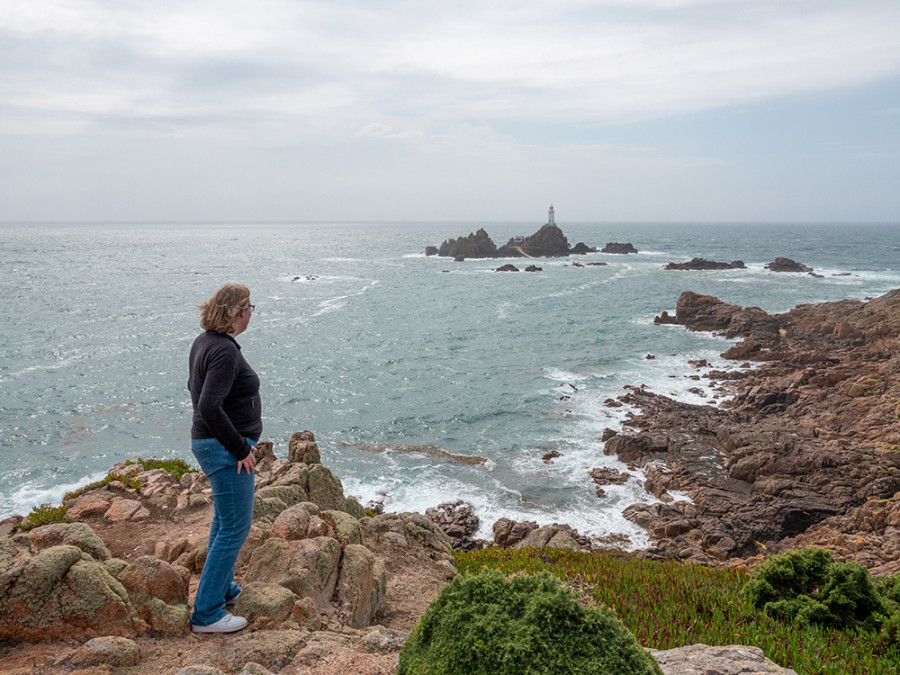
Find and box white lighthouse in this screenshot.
[547,204,556,226]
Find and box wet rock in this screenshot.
[425,501,480,551]
[589,467,631,486]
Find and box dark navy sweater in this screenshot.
[188,330,262,461]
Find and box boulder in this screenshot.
[70,636,141,667]
[0,542,142,641]
[322,509,364,547]
[492,518,539,548]
[29,522,112,561]
[235,581,298,626]
[307,464,349,512]
[651,643,797,674]
[271,502,318,540]
[244,536,342,614]
[111,555,190,635]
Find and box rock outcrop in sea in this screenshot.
[430,224,595,260]
[602,242,639,254]
[665,257,746,270]
[765,257,812,273]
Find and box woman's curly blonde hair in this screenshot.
[199,283,251,334]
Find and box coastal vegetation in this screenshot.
[16,457,194,531]
[398,570,662,675]
[453,547,900,675]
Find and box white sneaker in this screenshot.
[225,589,241,607]
[191,613,248,633]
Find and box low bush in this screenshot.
[455,547,900,674]
[743,548,884,629]
[397,570,662,675]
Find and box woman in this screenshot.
[188,283,261,633]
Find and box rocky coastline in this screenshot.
[624,288,900,574]
[3,288,898,673]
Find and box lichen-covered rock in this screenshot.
[359,626,409,653]
[307,464,347,512]
[400,513,453,552]
[112,555,190,635]
[29,522,112,561]
[0,543,141,641]
[71,635,141,667]
[336,544,387,628]
[292,596,323,631]
[236,581,298,626]
[343,496,367,519]
[271,503,318,541]
[245,536,342,614]
[546,530,581,551]
[322,510,364,547]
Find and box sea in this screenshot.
[2,221,899,549]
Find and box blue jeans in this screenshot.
[190,437,256,626]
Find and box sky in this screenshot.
[1,0,899,223]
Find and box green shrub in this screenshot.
[17,504,70,531]
[124,456,196,481]
[877,575,900,608]
[397,571,662,675]
[743,548,884,628]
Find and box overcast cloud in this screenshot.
[2,0,899,222]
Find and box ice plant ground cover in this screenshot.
[454,547,900,675]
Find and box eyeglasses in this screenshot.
[245,304,255,314]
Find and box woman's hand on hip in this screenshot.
[237,446,257,474]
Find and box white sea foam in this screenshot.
[8,470,109,515]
